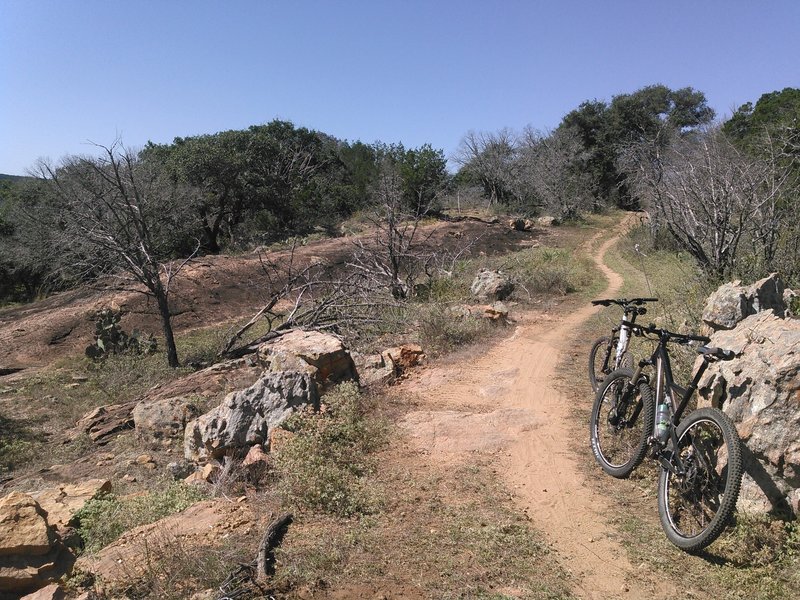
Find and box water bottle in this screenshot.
[656,401,671,441]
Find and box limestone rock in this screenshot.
[257,329,358,390]
[145,358,263,404]
[0,492,52,557]
[30,479,112,529]
[698,310,800,514]
[470,269,514,301]
[702,273,785,331]
[536,216,559,227]
[184,463,220,484]
[242,444,268,468]
[352,352,396,387]
[184,370,319,461]
[0,546,73,594]
[133,396,201,441]
[508,218,534,231]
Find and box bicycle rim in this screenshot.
[658,408,742,552]
[590,368,654,478]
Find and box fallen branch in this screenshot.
[256,512,294,581]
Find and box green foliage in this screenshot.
[75,482,207,553]
[714,515,799,567]
[272,382,385,517]
[559,84,714,209]
[723,87,800,147]
[502,246,592,297]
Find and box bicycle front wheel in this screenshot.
[589,368,654,478]
[657,407,743,552]
[588,336,615,392]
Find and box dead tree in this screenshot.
[31,142,199,367]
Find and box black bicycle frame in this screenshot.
[630,332,713,476]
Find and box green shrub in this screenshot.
[272,382,385,517]
[417,304,493,355]
[75,482,206,552]
[503,246,592,297]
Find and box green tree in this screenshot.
[723,87,800,147]
[559,85,714,209]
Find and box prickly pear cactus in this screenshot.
[85,308,157,359]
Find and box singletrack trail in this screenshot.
[401,215,679,599]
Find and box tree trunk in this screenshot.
[155,291,180,368]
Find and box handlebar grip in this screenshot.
[591,299,612,306]
[631,297,659,304]
[698,346,736,360]
[684,333,711,343]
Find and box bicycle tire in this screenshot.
[588,336,615,392]
[657,407,743,552]
[589,368,655,478]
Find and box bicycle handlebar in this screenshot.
[633,322,712,345]
[591,297,659,307]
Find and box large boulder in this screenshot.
[470,269,514,302]
[145,358,263,404]
[698,310,800,515]
[257,330,358,390]
[0,492,52,556]
[133,397,201,442]
[702,273,785,331]
[184,370,319,461]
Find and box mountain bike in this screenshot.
[589,324,743,552]
[588,297,657,392]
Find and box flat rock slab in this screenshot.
[30,479,112,529]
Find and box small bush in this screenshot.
[417,304,493,355]
[504,246,591,297]
[272,382,385,517]
[75,482,207,552]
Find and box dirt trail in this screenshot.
[401,215,678,599]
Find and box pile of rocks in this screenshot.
[698,273,800,515]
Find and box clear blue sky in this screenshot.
[1,0,798,175]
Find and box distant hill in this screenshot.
[0,173,27,182]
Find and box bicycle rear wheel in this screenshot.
[588,336,615,392]
[657,407,743,552]
[589,368,654,478]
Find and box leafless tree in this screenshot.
[348,157,440,299]
[30,142,200,367]
[453,129,519,205]
[516,127,596,218]
[624,126,799,280]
